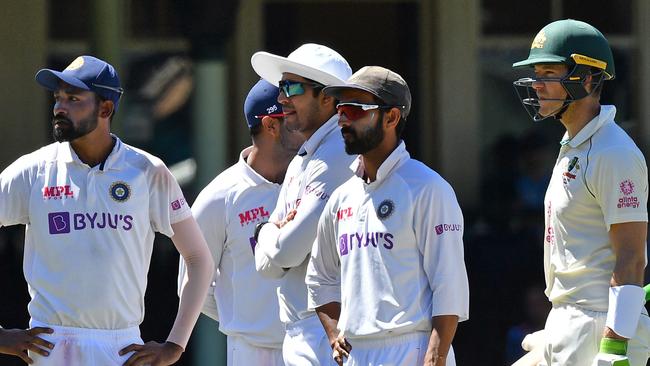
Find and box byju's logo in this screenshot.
[47,211,133,234]
[49,212,71,234]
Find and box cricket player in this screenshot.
[177,79,304,365]
[250,43,354,365]
[305,66,469,366]
[0,55,213,365]
[512,19,650,365]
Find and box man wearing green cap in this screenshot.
[512,19,650,366]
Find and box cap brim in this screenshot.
[323,83,382,100]
[512,55,567,68]
[35,69,91,91]
[251,52,347,86]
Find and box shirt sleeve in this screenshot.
[176,184,228,320]
[257,160,350,269]
[0,155,34,227]
[589,146,648,229]
[414,178,469,322]
[306,199,341,310]
[148,160,192,237]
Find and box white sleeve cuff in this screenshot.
[307,284,341,311]
[605,285,645,339]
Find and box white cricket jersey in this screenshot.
[0,136,191,329]
[306,141,469,338]
[186,147,284,348]
[255,115,356,324]
[544,105,648,310]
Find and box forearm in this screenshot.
[167,218,214,348]
[316,302,342,345]
[426,315,459,362]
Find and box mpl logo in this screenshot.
[238,206,270,226]
[43,185,74,200]
[336,207,353,221]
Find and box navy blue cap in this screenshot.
[35,55,124,111]
[244,79,283,129]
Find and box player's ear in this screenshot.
[384,107,401,130]
[261,116,280,137]
[98,100,114,119]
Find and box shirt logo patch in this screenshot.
[171,198,187,211]
[338,232,394,256]
[238,206,270,226]
[620,179,635,195]
[562,157,579,185]
[49,212,71,234]
[110,181,131,202]
[376,200,394,220]
[43,185,75,199]
[336,207,353,221]
[48,211,133,234]
[434,224,462,235]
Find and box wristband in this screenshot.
[599,337,627,356]
[605,285,645,339]
[254,221,268,243]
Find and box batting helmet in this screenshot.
[512,19,614,121]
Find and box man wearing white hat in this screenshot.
[250,43,355,365]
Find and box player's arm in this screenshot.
[307,202,349,365]
[602,221,646,341]
[590,148,648,364]
[121,217,213,366]
[178,188,227,321]
[414,180,469,364]
[257,164,348,269]
[425,315,459,366]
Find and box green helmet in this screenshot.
[512,19,614,121]
[513,19,614,79]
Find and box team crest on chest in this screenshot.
[562,156,580,185]
[110,181,131,202]
[376,199,395,220]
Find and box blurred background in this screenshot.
[1,1,649,365]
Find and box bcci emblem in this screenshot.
[376,199,395,220]
[110,181,131,202]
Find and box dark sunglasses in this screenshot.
[336,102,400,121]
[279,80,323,97]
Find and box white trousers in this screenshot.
[343,331,456,366]
[29,320,143,366]
[283,315,334,366]
[226,335,283,366]
[540,303,650,366]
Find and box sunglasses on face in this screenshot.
[336,102,399,121]
[279,80,323,97]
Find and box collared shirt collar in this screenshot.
[561,105,616,148]
[56,134,125,170]
[236,146,279,186]
[297,115,339,157]
[349,140,410,185]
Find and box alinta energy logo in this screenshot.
[48,211,133,235]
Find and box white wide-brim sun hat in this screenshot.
[251,43,352,86]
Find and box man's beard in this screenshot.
[341,114,384,155]
[52,109,99,143]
